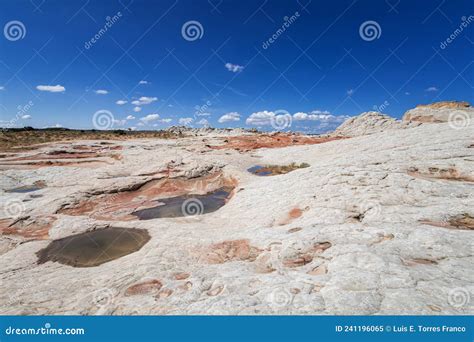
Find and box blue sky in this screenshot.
[0,0,473,132]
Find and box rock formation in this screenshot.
[333,111,414,137]
[402,101,473,123]
[0,102,472,315]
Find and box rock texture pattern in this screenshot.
[0,107,473,315]
[402,101,474,123]
[333,111,415,137]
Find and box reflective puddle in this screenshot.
[248,163,310,176]
[6,181,46,193]
[36,227,150,267]
[132,187,233,220]
[6,185,43,193]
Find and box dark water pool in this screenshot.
[36,227,150,267]
[6,185,43,193]
[132,187,233,220]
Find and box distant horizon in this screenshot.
[1,0,473,133]
[1,98,470,133]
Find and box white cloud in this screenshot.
[225,63,244,73]
[140,114,160,122]
[196,118,209,126]
[346,89,354,96]
[218,112,240,123]
[160,118,172,123]
[36,85,65,93]
[126,115,135,120]
[179,117,193,125]
[132,96,158,106]
[113,119,126,126]
[425,86,438,92]
[133,106,142,112]
[95,89,108,95]
[246,110,275,126]
[405,92,410,95]
[0,86,4,90]
[21,114,31,119]
[293,110,348,123]
[293,112,308,121]
[116,100,127,105]
[43,123,62,128]
[197,112,211,116]
[139,80,149,85]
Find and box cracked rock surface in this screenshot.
[0,119,473,315]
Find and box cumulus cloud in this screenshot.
[36,85,65,93]
[225,63,244,73]
[292,110,348,123]
[43,123,62,128]
[160,118,172,123]
[245,110,275,126]
[196,118,209,126]
[126,115,135,120]
[139,80,149,85]
[133,106,142,112]
[218,112,240,123]
[179,117,193,125]
[113,119,126,126]
[21,114,31,119]
[140,114,160,122]
[293,112,308,121]
[131,96,158,106]
[116,100,127,105]
[95,89,108,95]
[425,86,438,92]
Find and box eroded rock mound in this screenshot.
[402,101,473,123]
[334,111,412,137]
